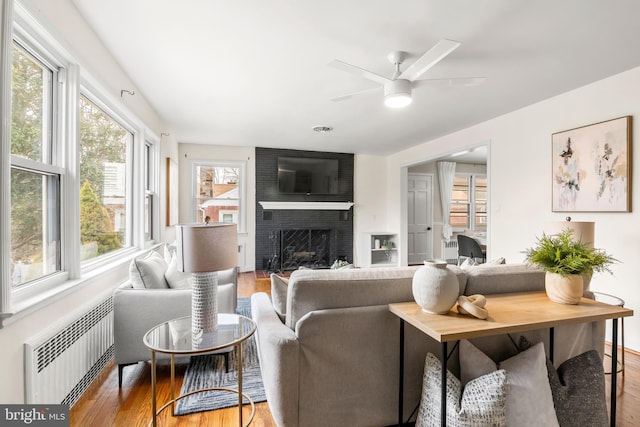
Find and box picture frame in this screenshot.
[166,158,178,226]
[552,116,632,212]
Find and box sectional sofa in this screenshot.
[251,264,605,427]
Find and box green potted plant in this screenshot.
[524,229,616,304]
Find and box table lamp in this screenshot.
[544,217,595,291]
[176,223,237,336]
[544,216,595,248]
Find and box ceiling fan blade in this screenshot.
[328,59,391,86]
[399,39,461,82]
[412,77,486,89]
[330,86,382,102]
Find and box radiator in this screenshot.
[24,296,114,407]
[442,239,459,265]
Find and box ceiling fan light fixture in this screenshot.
[384,79,412,108]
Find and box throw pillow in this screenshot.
[163,242,177,263]
[129,251,169,289]
[459,257,477,269]
[519,337,608,427]
[415,353,507,427]
[270,273,289,320]
[460,340,559,427]
[164,254,192,289]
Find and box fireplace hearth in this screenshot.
[280,229,332,270]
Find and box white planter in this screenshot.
[545,272,583,304]
[412,261,459,314]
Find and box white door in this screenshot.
[407,173,433,264]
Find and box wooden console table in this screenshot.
[389,291,633,427]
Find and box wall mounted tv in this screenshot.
[277,156,339,195]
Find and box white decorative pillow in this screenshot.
[163,242,177,263]
[416,353,507,427]
[460,340,559,427]
[164,254,192,289]
[459,257,477,269]
[270,274,289,320]
[129,251,169,289]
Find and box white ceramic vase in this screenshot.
[412,261,459,314]
[545,272,583,304]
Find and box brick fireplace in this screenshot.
[255,148,354,271]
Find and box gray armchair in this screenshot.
[113,267,238,387]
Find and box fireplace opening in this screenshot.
[280,229,332,270]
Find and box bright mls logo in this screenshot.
[1,405,68,426]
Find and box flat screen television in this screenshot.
[277,156,339,194]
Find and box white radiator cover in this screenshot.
[442,240,459,265]
[24,296,114,406]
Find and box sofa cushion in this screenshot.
[270,274,289,320]
[463,263,544,295]
[460,340,559,427]
[285,266,468,329]
[129,251,169,289]
[416,352,507,427]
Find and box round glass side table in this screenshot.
[144,314,257,426]
[592,291,625,376]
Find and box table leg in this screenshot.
[549,327,555,365]
[170,354,175,416]
[238,343,243,427]
[441,342,447,427]
[151,350,157,427]
[398,319,405,426]
[611,318,619,427]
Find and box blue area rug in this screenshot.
[174,298,266,415]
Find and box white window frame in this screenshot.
[450,172,487,232]
[0,2,161,324]
[190,159,247,234]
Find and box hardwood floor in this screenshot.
[70,272,639,426]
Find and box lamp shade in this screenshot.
[176,223,237,272]
[544,219,595,248]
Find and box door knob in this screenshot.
[426,227,432,231]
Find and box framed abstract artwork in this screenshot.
[552,116,632,212]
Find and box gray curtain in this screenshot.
[437,161,456,241]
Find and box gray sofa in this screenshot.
[250,264,605,427]
[113,266,238,387]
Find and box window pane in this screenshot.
[11,168,60,286]
[451,176,469,202]
[79,96,131,260]
[144,193,152,241]
[474,177,487,230]
[11,42,52,163]
[196,165,240,224]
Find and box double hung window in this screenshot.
[10,40,62,287]
[3,7,160,318]
[450,174,487,232]
[192,161,246,233]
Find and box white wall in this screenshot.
[178,144,256,271]
[387,66,640,351]
[353,154,388,266]
[0,0,177,403]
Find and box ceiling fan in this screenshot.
[329,39,485,108]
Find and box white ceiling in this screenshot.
[72,0,640,156]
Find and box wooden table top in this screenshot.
[389,291,634,343]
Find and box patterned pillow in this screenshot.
[415,353,507,427]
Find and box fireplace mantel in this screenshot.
[259,201,354,211]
